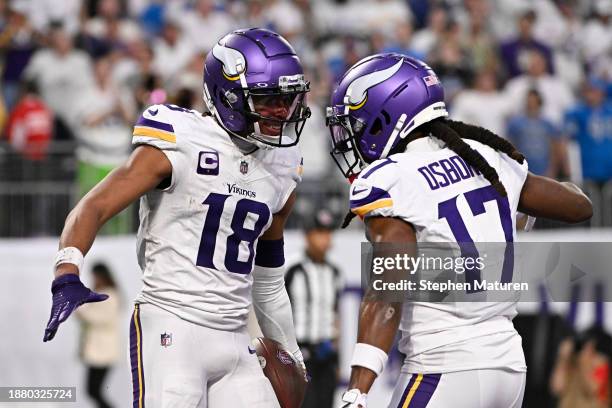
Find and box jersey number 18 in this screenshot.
[196,193,271,274]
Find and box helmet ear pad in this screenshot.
[205,68,249,134]
[365,108,392,138]
[354,101,403,162]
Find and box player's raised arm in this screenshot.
[250,191,306,366]
[518,172,592,223]
[43,145,172,342]
[341,216,416,408]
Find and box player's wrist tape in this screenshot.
[350,343,388,377]
[342,389,367,406]
[54,247,84,272]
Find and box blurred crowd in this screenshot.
[1,0,612,215]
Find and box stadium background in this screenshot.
[0,0,611,407]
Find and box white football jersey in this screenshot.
[132,104,301,331]
[349,136,529,373]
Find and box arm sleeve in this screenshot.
[251,264,301,356]
[286,265,308,342]
[132,104,182,191]
[251,240,300,356]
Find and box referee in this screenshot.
[286,208,343,408]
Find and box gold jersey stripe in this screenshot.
[351,198,394,216]
[133,126,176,143]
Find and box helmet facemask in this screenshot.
[213,74,311,149]
[326,105,368,179]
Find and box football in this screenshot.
[252,337,308,408]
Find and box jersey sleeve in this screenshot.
[500,153,529,213]
[273,148,303,214]
[132,104,182,190]
[349,159,399,219]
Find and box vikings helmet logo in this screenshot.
[344,59,403,110]
[212,43,246,81]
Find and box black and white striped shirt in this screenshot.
[285,255,343,344]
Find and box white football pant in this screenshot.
[387,369,525,408]
[129,303,280,408]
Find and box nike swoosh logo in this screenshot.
[352,187,368,195]
[248,346,257,354]
[148,108,159,116]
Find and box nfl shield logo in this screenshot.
[161,332,172,347]
[240,160,248,174]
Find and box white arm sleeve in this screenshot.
[251,264,301,359]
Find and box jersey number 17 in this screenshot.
[438,185,514,292]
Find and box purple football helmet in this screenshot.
[203,28,310,148]
[326,53,448,178]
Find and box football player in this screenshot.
[326,54,593,408]
[43,28,311,408]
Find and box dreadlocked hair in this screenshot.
[340,118,526,228]
[420,118,509,197]
[443,119,525,164]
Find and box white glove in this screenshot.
[293,348,309,382]
[341,389,367,408]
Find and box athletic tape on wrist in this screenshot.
[350,343,388,377]
[342,389,368,406]
[54,247,84,272]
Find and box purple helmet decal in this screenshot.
[326,53,448,178]
[203,28,311,148]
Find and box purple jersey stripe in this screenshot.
[407,374,441,408]
[130,306,145,408]
[397,374,417,408]
[254,239,285,268]
[350,186,391,209]
[361,157,396,179]
[136,116,175,133]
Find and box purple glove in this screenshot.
[43,274,108,342]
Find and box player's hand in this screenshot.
[293,349,310,383]
[43,274,108,342]
[341,389,367,408]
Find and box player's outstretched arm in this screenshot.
[251,191,304,363]
[342,217,416,408]
[44,145,172,342]
[518,172,593,223]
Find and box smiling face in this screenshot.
[251,94,296,136]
